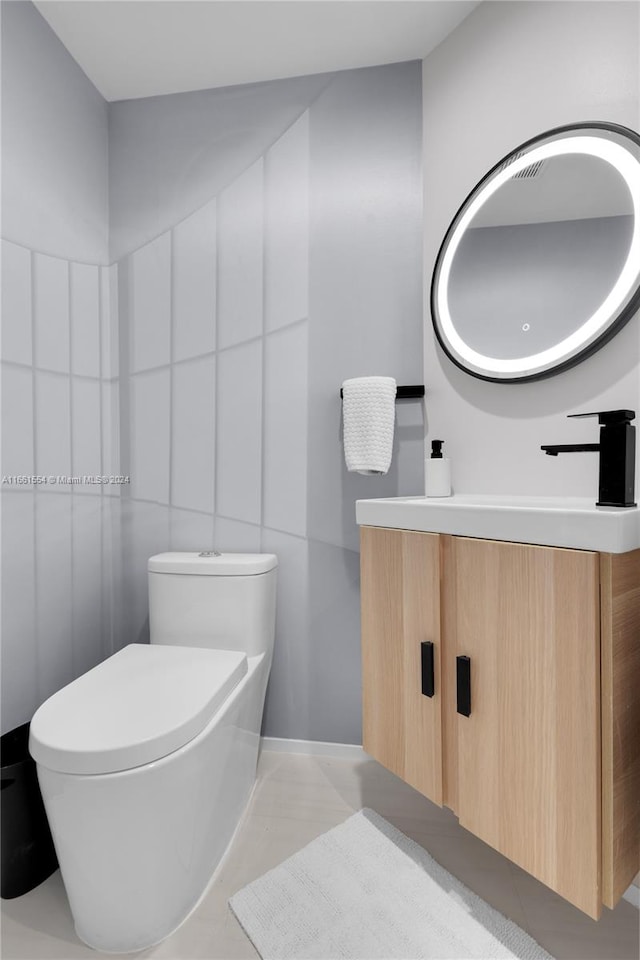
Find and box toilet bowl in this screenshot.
[29,552,277,953]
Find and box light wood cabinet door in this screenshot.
[447,537,602,918]
[360,526,442,805]
[600,548,640,908]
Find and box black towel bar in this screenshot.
[339,385,425,400]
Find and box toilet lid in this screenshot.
[29,644,247,776]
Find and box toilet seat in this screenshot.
[29,644,247,776]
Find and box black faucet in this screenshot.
[541,410,636,508]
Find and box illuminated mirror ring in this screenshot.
[430,122,640,382]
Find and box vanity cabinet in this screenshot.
[360,525,640,920]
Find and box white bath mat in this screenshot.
[229,808,553,960]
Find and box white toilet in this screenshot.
[29,551,277,954]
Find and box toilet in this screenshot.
[29,551,277,954]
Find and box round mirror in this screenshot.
[430,122,640,382]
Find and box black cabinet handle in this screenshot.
[456,656,471,716]
[421,641,435,698]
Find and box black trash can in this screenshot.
[1,722,58,898]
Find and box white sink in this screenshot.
[356,494,640,554]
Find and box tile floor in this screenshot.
[2,749,638,960]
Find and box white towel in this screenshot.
[342,377,396,475]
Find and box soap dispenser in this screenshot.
[425,439,451,497]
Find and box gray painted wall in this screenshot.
[0,1,108,264]
[304,64,423,741]
[422,0,640,499]
[114,61,424,745]
[0,3,121,733]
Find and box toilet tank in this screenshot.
[148,552,277,658]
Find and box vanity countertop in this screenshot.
[356,494,640,554]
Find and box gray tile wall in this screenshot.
[116,107,313,657]
[1,1,118,735]
[116,61,423,745]
[1,242,124,732]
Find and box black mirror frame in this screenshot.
[430,121,640,383]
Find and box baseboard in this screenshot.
[260,736,365,760]
[622,883,639,909]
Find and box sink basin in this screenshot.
[356,494,640,554]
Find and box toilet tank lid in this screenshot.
[148,552,277,576]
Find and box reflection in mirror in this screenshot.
[431,124,640,382]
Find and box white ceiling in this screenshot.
[34,0,480,102]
